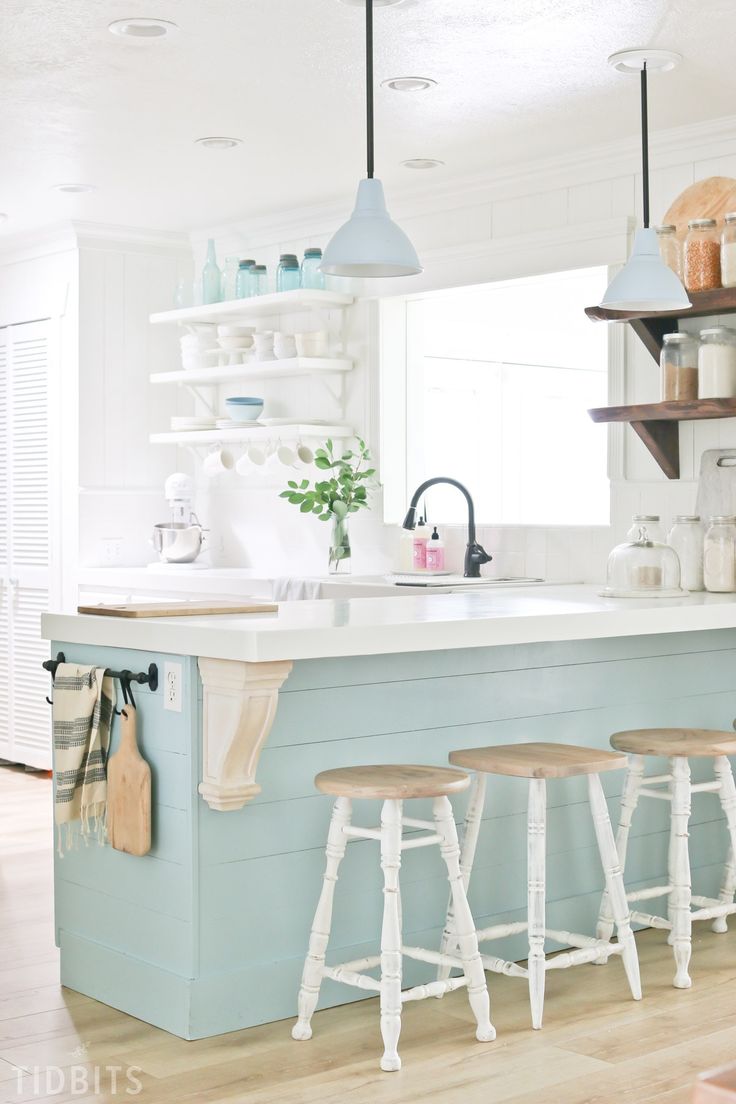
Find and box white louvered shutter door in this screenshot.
[4,321,52,767]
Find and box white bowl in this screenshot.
[217,324,255,338]
[217,335,254,351]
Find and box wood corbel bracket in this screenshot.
[198,657,293,812]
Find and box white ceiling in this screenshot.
[1,0,735,236]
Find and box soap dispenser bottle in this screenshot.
[426,526,445,572]
[412,514,429,571]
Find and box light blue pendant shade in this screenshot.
[600,227,692,311]
[320,178,422,278]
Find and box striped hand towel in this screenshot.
[52,664,116,853]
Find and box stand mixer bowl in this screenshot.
[153,523,205,564]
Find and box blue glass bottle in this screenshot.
[276,253,301,293]
[301,248,325,290]
[201,238,222,305]
[235,259,255,299]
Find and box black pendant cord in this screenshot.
[366,0,375,179]
[640,60,650,228]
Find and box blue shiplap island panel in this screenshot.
[52,630,736,1039]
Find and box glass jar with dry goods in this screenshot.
[721,213,736,288]
[660,332,699,401]
[698,327,736,398]
[684,218,721,292]
[704,516,736,593]
[667,515,704,591]
[656,224,682,278]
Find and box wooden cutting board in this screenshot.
[107,705,151,857]
[78,600,278,618]
[663,176,736,240]
[695,449,736,522]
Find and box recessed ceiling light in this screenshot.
[51,183,96,194]
[108,18,179,39]
[382,76,437,92]
[402,158,444,170]
[195,137,243,150]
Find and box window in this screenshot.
[383,266,611,527]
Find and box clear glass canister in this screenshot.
[301,248,325,290]
[626,515,664,543]
[235,259,255,299]
[667,515,704,591]
[249,264,269,296]
[221,256,239,301]
[704,516,736,592]
[721,212,736,288]
[684,218,721,292]
[660,332,699,401]
[656,224,681,278]
[603,528,683,598]
[276,254,301,293]
[698,327,736,398]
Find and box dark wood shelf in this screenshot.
[588,398,736,479]
[585,287,736,363]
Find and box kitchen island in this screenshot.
[42,585,736,1039]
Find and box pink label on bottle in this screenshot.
[412,538,427,569]
[426,545,445,571]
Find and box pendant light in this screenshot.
[321,0,422,278]
[600,49,691,312]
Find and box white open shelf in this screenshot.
[150,423,353,446]
[150,357,352,387]
[150,289,354,326]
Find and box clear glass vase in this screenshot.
[328,514,351,574]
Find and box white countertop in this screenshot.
[42,584,736,664]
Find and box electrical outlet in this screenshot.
[101,538,123,565]
[164,662,182,712]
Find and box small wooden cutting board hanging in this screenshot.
[107,704,152,856]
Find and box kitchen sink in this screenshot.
[318,575,546,598]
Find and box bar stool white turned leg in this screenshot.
[379,798,402,1071]
[443,743,641,1031]
[291,764,495,1072]
[712,756,736,934]
[596,729,736,990]
[437,772,487,985]
[292,796,352,1040]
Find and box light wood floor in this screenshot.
[2,766,736,1104]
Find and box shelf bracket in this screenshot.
[629,419,680,479]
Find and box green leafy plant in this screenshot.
[279,438,377,522]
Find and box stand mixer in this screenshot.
[152,473,207,564]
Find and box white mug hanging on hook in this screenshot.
[203,448,235,478]
[236,443,270,473]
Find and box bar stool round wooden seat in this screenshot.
[291,764,495,1072]
[437,742,642,1030]
[597,728,736,990]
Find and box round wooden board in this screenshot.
[663,176,736,240]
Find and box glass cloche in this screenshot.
[602,517,686,598]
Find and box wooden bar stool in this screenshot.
[438,743,642,1029]
[291,764,495,1072]
[596,729,736,990]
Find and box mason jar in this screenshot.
[667,515,704,591]
[704,516,736,593]
[721,212,736,288]
[656,224,681,278]
[660,332,699,401]
[698,327,736,398]
[684,218,721,292]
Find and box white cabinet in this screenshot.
[0,320,55,768]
